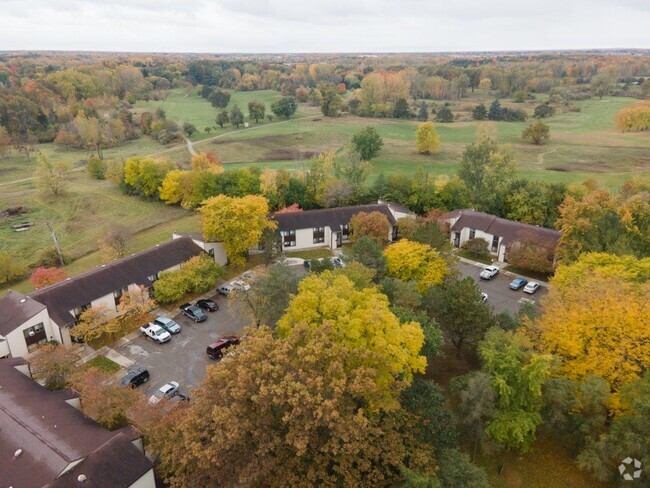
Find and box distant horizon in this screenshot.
[2,47,648,56]
[1,0,648,54]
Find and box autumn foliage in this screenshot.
[146,324,437,487]
[525,253,650,395]
[30,266,68,288]
[277,271,426,411]
[349,211,391,244]
[614,100,650,132]
[384,239,450,292]
[200,194,276,266]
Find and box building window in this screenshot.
[283,230,296,247]
[341,224,350,240]
[491,236,499,253]
[313,227,325,244]
[73,303,91,319]
[23,323,47,351]
[113,287,129,306]
[147,273,159,282]
[469,229,476,240]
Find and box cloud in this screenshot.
[0,0,648,52]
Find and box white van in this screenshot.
[217,284,234,296]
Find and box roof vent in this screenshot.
[20,299,26,303]
[77,474,87,483]
[14,449,22,458]
[101,265,106,267]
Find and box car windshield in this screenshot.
[155,328,167,336]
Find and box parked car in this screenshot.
[480,292,488,303]
[479,265,499,280]
[140,323,171,343]
[231,279,251,291]
[120,367,150,388]
[206,336,240,359]
[180,303,207,322]
[217,284,234,296]
[331,256,346,268]
[523,282,540,294]
[509,277,529,291]
[153,316,181,334]
[196,298,219,312]
[148,381,180,405]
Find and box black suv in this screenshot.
[120,367,150,388]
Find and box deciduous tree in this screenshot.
[522,121,550,145]
[98,225,130,261]
[416,122,440,154]
[248,100,266,123]
[71,368,139,430]
[349,211,391,244]
[34,153,71,196]
[384,239,449,292]
[200,194,275,266]
[30,267,67,288]
[423,277,495,358]
[146,324,436,488]
[479,328,552,452]
[271,96,297,118]
[348,235,388,281]
[215,110,229,127]
[72,305,114,343]
[229,105,244,128]
[525,253,650,392]
[31,343,79,391]
[351,126,383,161]
[277,272,426,411]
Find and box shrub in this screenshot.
[30,267,68,288]
[462,238,490,258]
[153,254,223,303]
[87,155,107,179]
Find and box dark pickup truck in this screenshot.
[179,303,207,322]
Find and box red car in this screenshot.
[206,336,240,359]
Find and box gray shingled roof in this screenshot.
[46,433,153,488]
[0,290,47,336]
[450,210,561,246]
[273,203,397,233]
[28,237,205,327]
[0,358,150,488]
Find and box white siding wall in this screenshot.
[3,309,55,358]
[0,339,10,357]
[287,227,332,251]
[90,292,117,312]
[455,227,503,260]
[129,469,156,488]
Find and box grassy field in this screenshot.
[134,88,318,142]
[1,90,648,293]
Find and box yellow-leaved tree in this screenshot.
[277,270,426,412]
[199,195,276,266]
[384,239,449,292]
[525,253,650,394]
[415,122,440,154]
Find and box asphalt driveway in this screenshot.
[117,291,252,398]
[457,261,547,315]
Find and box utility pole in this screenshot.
[45,221,65,267]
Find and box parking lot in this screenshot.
[116,260,540,398]
[457,261,547,315]
[117,291,252,398]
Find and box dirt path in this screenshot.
[182,135,197,156]
[537,148,557,166]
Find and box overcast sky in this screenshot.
[0,0,648,53]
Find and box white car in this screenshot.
[330,257,346,268]
[231,280,251,291]
[148,381,180,405]
[479,265,499,280]
[524,282,540,294]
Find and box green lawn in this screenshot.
[85,355,121,373]
[1,92,648,292]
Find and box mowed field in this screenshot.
[1,88,649,294]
